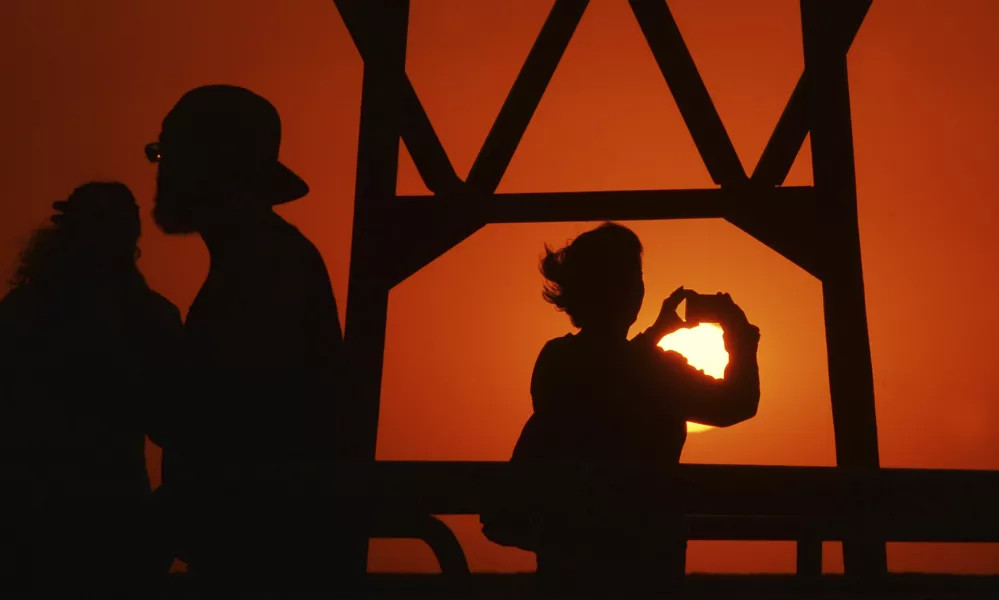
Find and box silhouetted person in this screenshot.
[482,223,761,596]
[147,84,345,593]
[0,182,182,597]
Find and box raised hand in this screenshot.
[650,286,693,338]
[715,293,760,339]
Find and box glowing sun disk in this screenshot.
[658,323,728,433]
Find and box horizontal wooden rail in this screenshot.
[136,461,999,575]
[382,185,821,286]
[357,462,999,579]
[393,185,815,225]
[146,461,999,528]
[333,462,999,521]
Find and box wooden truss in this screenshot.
[333,0,887,576]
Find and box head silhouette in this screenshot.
[149,84,309,234]
[540,222,644,336]
[11,181,141,289]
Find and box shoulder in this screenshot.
[269,217,322,258]
[268,218,333,285]
[0,286,44,326]
[537,334,575,360]
[532,334,576,380]
[0,287,30,331]
[531,336,573,409]
[0,286,29,313]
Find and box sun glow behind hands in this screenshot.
[658,323,728,433]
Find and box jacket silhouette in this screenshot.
[0,182,182,596]
[147,84,346,594]
[482,222,761,594]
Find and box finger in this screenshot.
[663,288,688,310]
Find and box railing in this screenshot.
[357,462,999,580]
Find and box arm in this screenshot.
[633,297,762,428]
[673,324,760,427]
[142,294,185,449]
[301,251,347,459]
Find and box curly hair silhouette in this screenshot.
[10,181,141,290]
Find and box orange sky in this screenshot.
[2,0,998,575]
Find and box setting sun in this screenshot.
[658,323,728,433]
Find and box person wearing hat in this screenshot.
[0,181,183,595]
[146,85,346,593]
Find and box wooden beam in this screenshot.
[382,187,815,287]
[465,0,589,192]
[801,0,886,577]
[333,0,462,195]
[381,0,589,288]
[385,183,827,287]
[483,188,755,223]
[339,0,410,577]
[162,461,999,535]
[341,0,407,457]
[629,0,747,187]
[381,198,484,288]
[726,187,825,280]
[752,0,872,186]
[797,534,823,578]
[330,462,999,520]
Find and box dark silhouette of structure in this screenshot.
[147,85,348,593]
[479,222,761,594]
[332,0,891,581]
[0,182,181,596]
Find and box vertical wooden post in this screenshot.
[341,0,409,579]
[801,0,887,578]
[796,534,822,579]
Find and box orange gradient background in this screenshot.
[2,0,998,575]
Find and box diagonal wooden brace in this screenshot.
[752,0,872,187]
[384,0,589,287]
[465,0,589,192]
[629,0,747,188]
[334,0,463,195]
[726,185,826,280]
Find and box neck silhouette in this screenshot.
[198,204,276,262]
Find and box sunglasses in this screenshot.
[144,142,161,164]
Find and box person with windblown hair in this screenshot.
[482,222,761,596]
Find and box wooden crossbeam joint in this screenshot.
[381,0,590,287]
[336,0,873,290]
[333,0,463,195]
[752,0,872,187]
